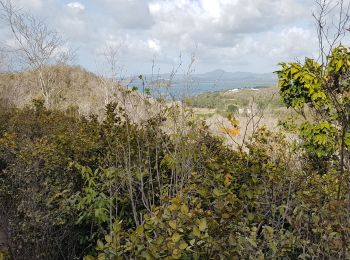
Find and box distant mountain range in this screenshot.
[194,69,276,82]
[191,70,277,88]
[135,69,277,88]
[123,69,278,98]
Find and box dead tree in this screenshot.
[0,0,72,107]
[97,44,124,105]
[313,0,350,65]
[0,48,8,73]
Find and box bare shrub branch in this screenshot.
[0,0,73,107]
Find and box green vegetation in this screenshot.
[277,44,350,189]
[1,47,350,257]
[1,0,350,258]
[185,87,285,117]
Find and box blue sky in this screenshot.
[1,0,346,75]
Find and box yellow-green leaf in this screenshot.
[104,234,112,243]
[136,225,144,234]
[193,226,201,237]
[179,241,188,250]
[198,218,207,231]
[265,226,274,234]
[172,249,182,259]
[336,59,343,71]
[180,204,189,215]
[172,232,181,243]
[169,220,177,230]
[96,240,104,251]
[83,256,95,260]
[97,253,106,260]
[169,204,178,211]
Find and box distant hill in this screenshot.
[126,70,277,98]
[194,70,276,82]
[134,69,277,87]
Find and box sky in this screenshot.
[0,0,345,75]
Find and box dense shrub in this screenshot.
[0,89,349,259]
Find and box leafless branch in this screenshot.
[313,0,350,64]
[0,0,73,107]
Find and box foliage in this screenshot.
[276,44,350,190]
[276,44,350,257]
[1,44,350,258]
[219,114,241,137]
[227,104,239,113]
[185,87,284,115]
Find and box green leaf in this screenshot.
[198,218,207,232]
[247,238,257,248]
[246,190,253,199]
[265,226,274,234]
[179,241,188,250]
[172,249,182,259]
[97,240,104,251]
[270,242,277,253]
[104,234,112,243]
[83,256,95,260]
[336,59,343,71]
[136,225,144,234]
[192,226,201,237]
[169,220,177,230]
[97,253,106,260]
[291,65,299,75]
[180,204,189,215]
[172,232,181,243]
[213,188,222,197]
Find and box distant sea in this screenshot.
[144,81,275,100]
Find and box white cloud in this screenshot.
[93,0,154,29]
[67,2,85,11]
[12,0,44,10]
[1,0,340,73]
[148,39,161,52]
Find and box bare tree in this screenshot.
[313,0,350,65]
[96,43,125,105]
[0,0,73,107]
[0,48,8,72]
[311,3,350,257]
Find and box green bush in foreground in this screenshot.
[1,46,350,259]
[0,96,349,259]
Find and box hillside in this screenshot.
[0,66,102,112]
[0,66,157,120]
[0,66,279,121]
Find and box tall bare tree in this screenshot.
[313,0,350,65]
[0,0,73,107]
[97,43,124,105]
[0,48,8,72]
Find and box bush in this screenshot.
[0,96,349,259]
[227,104,239,113]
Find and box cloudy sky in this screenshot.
[0,0,340,75]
